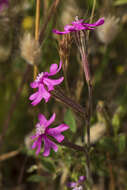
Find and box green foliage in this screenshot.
[114,0,127,5]
[112,105,125,135]
[40,157,55,173]
[27,174,45,183]
[64,109,77,133]
[117,134,126,153]
[98,137,116,153]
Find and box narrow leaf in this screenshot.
[64,109,77,132]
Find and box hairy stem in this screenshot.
[52,88,87,118]
[58,138,87,153]
[87,83,93,149]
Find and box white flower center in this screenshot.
[35,72,44,82]
[36,123,46,135]
[75,16,79,21]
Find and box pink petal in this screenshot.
[48,124,69,133]
[38,113,48,126]
[0,0,8,11]
[83,17,104,27]
[49,64,58,74]
[78,176,86,183]
[49,133,64,143]
[75,25,87,31]
[32,136,43,155]
[30,84,51,106]
[68,182,77,188]
[41,86,51,103]
[29,92,38,101]
[31,134,38,140]
[47,124,69,142]
[64,24,75,31]
[43,77,64,91]
[29,84,44,105]
[30,91,43,106]
[52,29,70,35]
[92,17,105,26]
[32,139,38,149]
[45,113,56,128]
[30,81,38,88]
[48,61,63,76]
[43,136,58,157]
[36,138,42,155]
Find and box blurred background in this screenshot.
[0,0,127,189]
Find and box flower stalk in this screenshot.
[52,88,87,118]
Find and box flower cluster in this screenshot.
[29,16,104,157]
[29,61,68,156]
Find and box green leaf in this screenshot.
[117,134,126,153]
[114,0,127,6]
[27,174,44,183]
[40,157,55,173]
[99,137,115,153]
[112,106,125,135]
[64,109,76,132]
[27,165,38,173]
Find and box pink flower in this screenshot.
[53,17,104,35]
[0,0,8,11]
[31,113,69,156]
[29,61,64,106]
[67,176,86,190]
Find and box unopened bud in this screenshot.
[20,33,41,65]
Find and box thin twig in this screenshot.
[0,148,21,162]
[34,0,41,79]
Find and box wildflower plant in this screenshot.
[1,0,127,189]
[26,0,105,186]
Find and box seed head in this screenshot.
[20,33,41,65]
[85,122,106,144]
[96,15,120,45]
